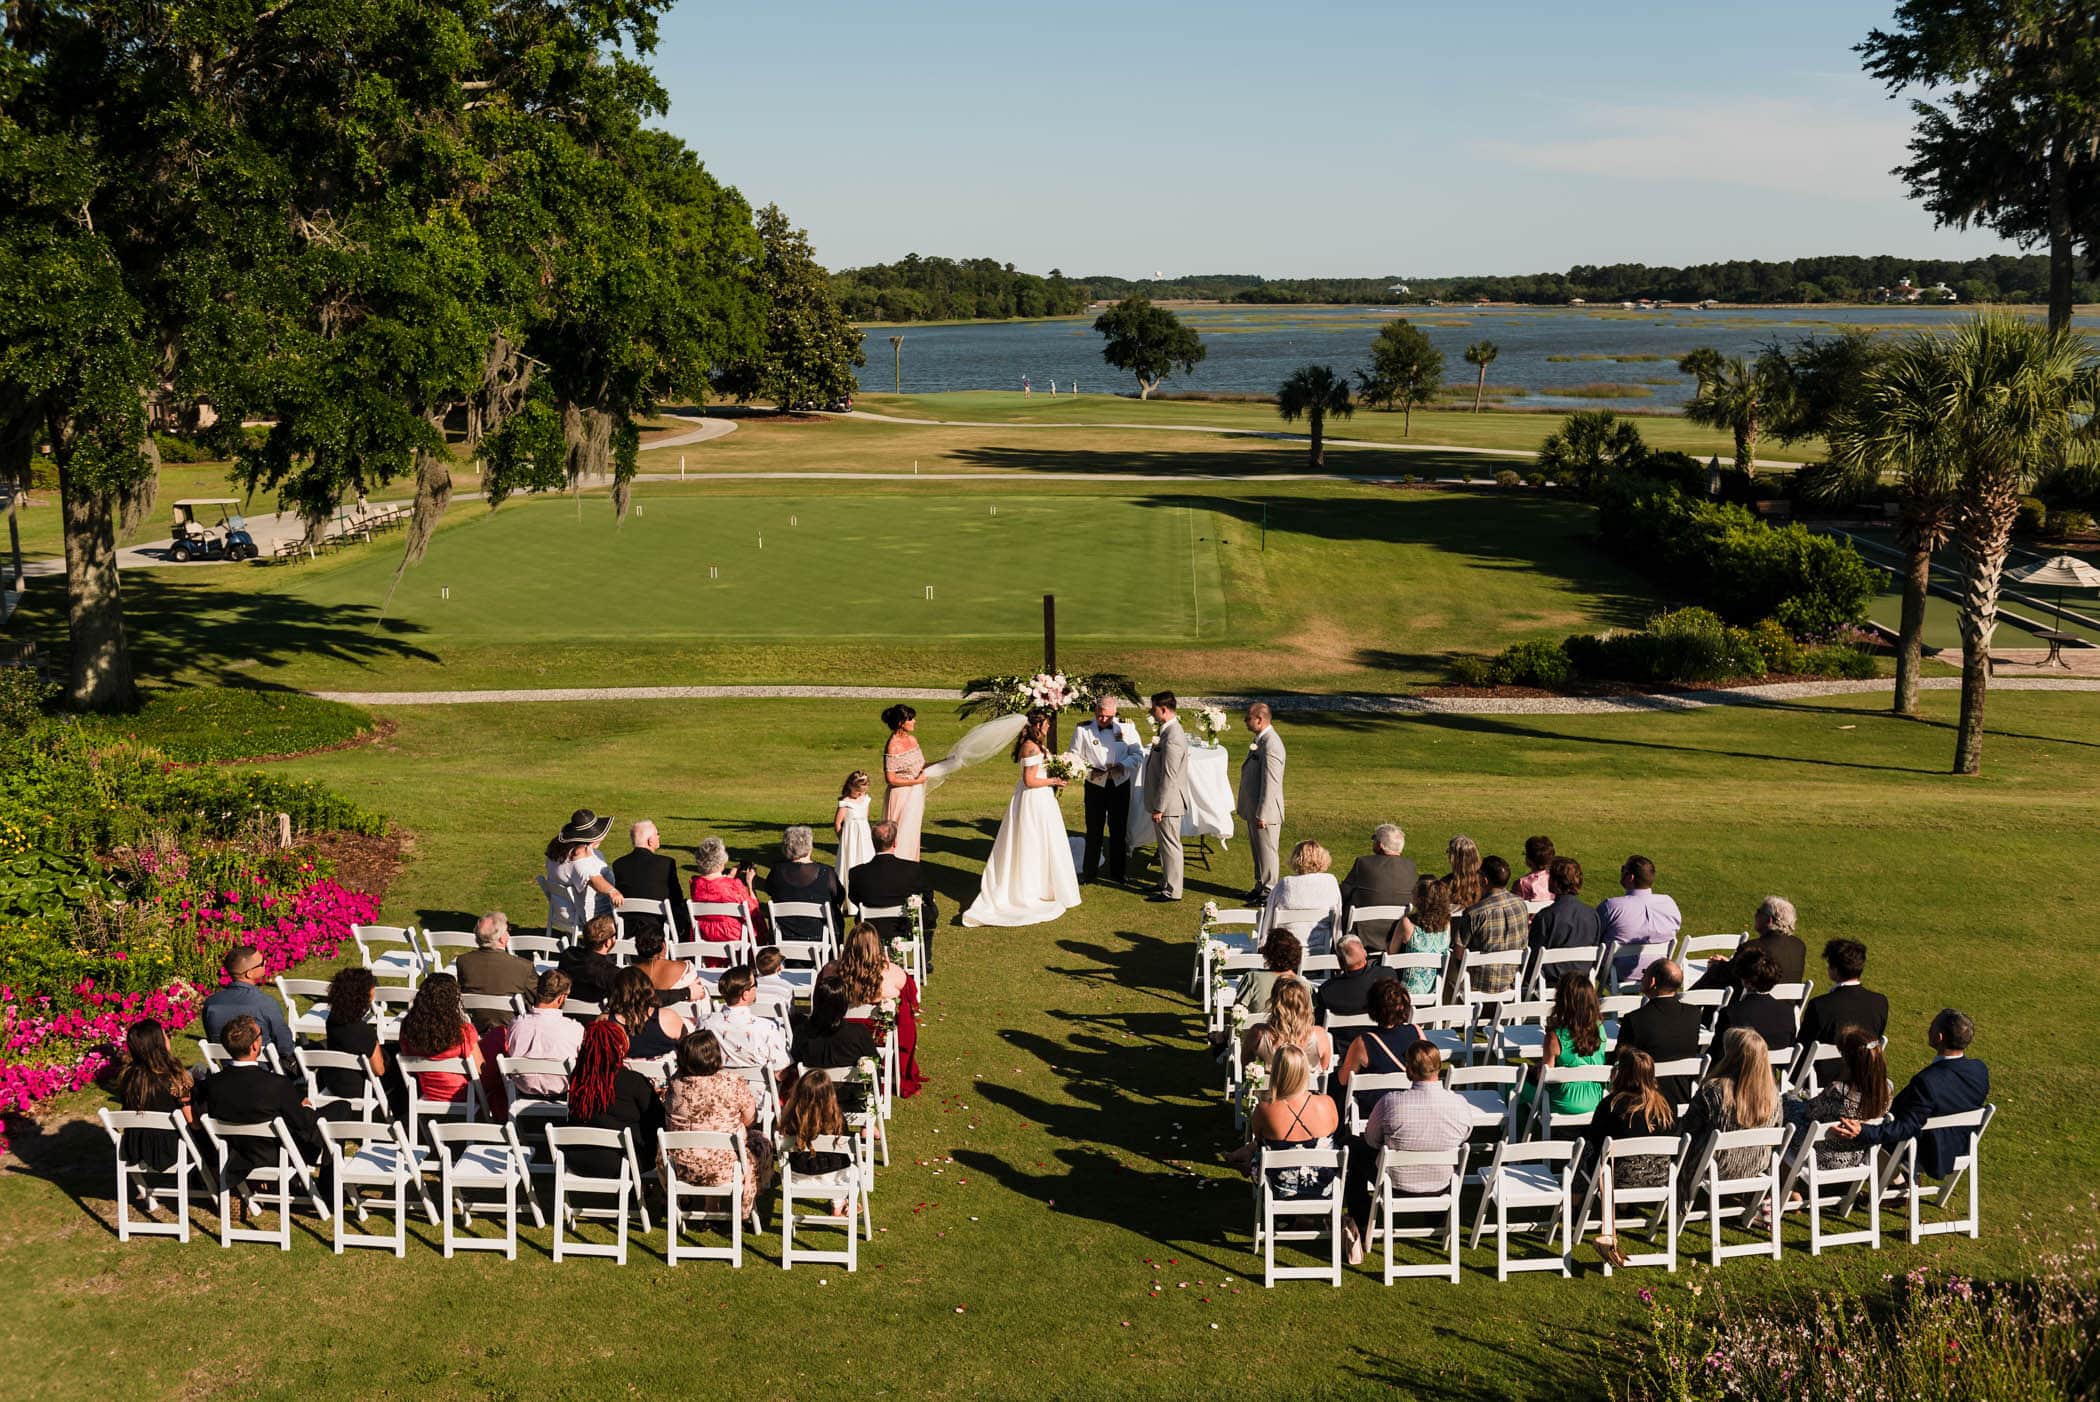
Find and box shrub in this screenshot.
[1802,644,1879,679]
[2016,495,2048,535]
[0,669,54,732]
[89,688,375,762]
[1746,618,1803,674]
[1563,608,1768,686]
[1460,468,1476,483]
[1524,471,1546,488]
[1493,638,1573,688]
[1535,410,1650,497]
[151,432,215,464]
[2046,507,2095,539]
[1447,654,1496,687]
[1494,469,1521,488]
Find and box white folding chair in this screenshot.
[1525,945,1606,998]
[688,901,758,965]
[767,899,838,955]
[352,924,424,986]
[1338,1071,1409,1136]
[1252,1144,1348,1286]
[419,928,479,976]
[460,993,517,1029]
[1262,902,1342,954]
[612,897,676,942]
[1376,949,1447,990]
[497,1055,570,1174]
[1878,1104,1996,1244]
[1577,1134,1688,1274]
[428,1121,538,1258]
[320,1119,431,1255]
[1483,999,1554,1063]
[1369,1146,1469,1284]
[198,1040,284,1075]
[545,1126,640,1263]
[1345,904,1410,947]
[537,874,574,939]
[661,1131,753,1266]
[1528,1065,1615,1140]
[844,1005,899,1138]
[1768,980,1814,1034]
[98,1109,211,1243]
[276,977,333,1041]
[1209,952,1269,1038]
[1453,948,1526,1011]
[1468,1139,1578,1279]
[1674,1126,1784,1266]
[1677,932,1745,969]
[397,1054,483,1148]
[780,1134,863,1271]
[1195,908,1262,1007]
[295,1047,389,1121]
[1652,1057,1708,1117]
[1778,1122,1881,1255]
[197,1116,328,1249]
[1298,953,1342,987]
[1411,1002,1475,1068]
[509,932,565,968]
[1447,1064,1525,1137]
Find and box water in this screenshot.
[857,303,2022,410]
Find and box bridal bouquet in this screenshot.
[1042,755,1086,785]
[957,671,1142,721]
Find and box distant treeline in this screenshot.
[835,253,2100,320]
[832,255,1091,322]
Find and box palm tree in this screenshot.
[1463,340,1499,413]
[1683,356,1778,482]
[1276,364,1355,468]
[1821,337,1961,717]
[1830,313,2097,773]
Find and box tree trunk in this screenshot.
[1402,402,1412,436]
[1893,530,1932,716]
[1473,365,1486,413]
[1734,420,1755,479]
[2046,135,2074,333]
[1139,377,1156,401]
[57,461,135,711]
[1308,412,1324,469]
[1952,491,2016,776]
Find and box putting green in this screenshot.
[277,493,1233,642]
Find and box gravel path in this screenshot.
[310,676,2100,711]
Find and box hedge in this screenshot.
[1451,608,1879,689]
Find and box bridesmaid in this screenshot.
[881,704,927,861]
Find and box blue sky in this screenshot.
[649,1,2018,279]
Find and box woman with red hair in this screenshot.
[565,1019,662,1185]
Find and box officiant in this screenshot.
[1066,695,1141,885]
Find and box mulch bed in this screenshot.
[308,828,410,906]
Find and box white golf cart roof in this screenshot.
[172,498,243,507]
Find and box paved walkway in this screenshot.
[310,675,2100,713]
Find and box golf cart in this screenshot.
[168,499,258,563]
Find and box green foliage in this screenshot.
[1092,297,1207,398]
[2046,507,2095,538]
[1535,410,1652,496]
[89,689,375,762]
[1802,644,1880,679]
[1275,364,1354,465]
[833,256,1088,322]
[1357,320,1444,429]
[0,670,56,733]
[1492,638,1573,688]
[1563,608,1768,685]
[1524,471,1547,488]
[2017,496,2049,534]
[710,204,863,414]
[0,848,124,919]
[1446,654,1496,687]
[1495,469,1522,488]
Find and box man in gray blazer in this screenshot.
[1236,702,1286,905]
[1143,690,1191,903]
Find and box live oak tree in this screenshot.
[1357,320,1444,433]
[1275,365,1354,468]
[713,204,864,415]
[1091,296,1206,399]
[1861,1,2100,331]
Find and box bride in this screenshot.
[962,712,1082,928]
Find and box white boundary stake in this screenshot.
[758,532,764,550]
[709,565,719,580]
[790,514,798,526]
[924,586,934,601]
[441,586,450,600]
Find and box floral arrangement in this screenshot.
[1194,705,1231,747]
[853,1056,881,1104]
[956,671,1142,721]
[1042,756,1086,785]
[1235,1059,1268,1123]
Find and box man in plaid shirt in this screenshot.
[1457,855,1529,995]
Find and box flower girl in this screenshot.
[834,770,875,877]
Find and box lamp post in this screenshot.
[889,335,904,394]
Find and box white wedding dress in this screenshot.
[962,752,1082,927]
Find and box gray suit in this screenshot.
[1236,724,1287,890]
[1144,717,1191,898]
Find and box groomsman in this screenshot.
[1236,702,1287,905]
[1143,691,1191,903]
[1066,696,1141,885]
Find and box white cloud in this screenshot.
[1473,98,1916,201]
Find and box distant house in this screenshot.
[1569,297,1586,305]
[1388,283,1411,295]
[1871,276,1953,304]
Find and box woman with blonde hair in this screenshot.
[1240,974,1332,1078]
[1677,1027,1781,1210]
[1261,838,1343,950]
[1227,1043,1340,1198]
[1444,835,1483,912]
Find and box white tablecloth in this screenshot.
[1127,741,1236,851]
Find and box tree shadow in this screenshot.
[944,441,1549,482]
[2,1114,121,1238]
[1398,710,1948,777]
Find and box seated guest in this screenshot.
[1233,930,1305,1023]
[1786,1026,1890,1173]
[505,970,585,1098]
[455,911,538,1033]
[194,1014,324,1202]
[1676,1028,1781,1209]
[1240,977,1333,1079]
[1225,1044,1341,1206]
[664,1028,774,1220]
[1712,948,1798,1052]
[556,914,620,1005]
[397,973,482,1108]
[1699,894,1807,991]
[545,809,622,934]
[1599,855,1682,985]
[1338,824,1419,952]
[753,946,799,1010]
[631,927,702,1010]
[1833,1009,1989,1179]
[1799,939,1888,1050]
[764,825,846,940]
[1514,835,1556,904]
[1312,934,1395,1064]
[1520,972,1608,1125]
[1443,834,1484,913]
[1341,1040,1473,1265]
[791,976,879,1115]
[562,1019,661,1184]
[1527,856,1602,985]
[826,921,910,1010]
[779,1069,858,1214]
[688,836,759,949]
[700,965,791,1083]
[1455,855,1528,996]
[1333,977,1421,1105]
[1613,959,1702,1107]
[605,966,688,1067]
[1262,840,1344,950]
[320,966,402,1115]
[114,1020,196,1187]
[848,821,939,971]
[608,819,692,944]
[1392,878,1454,1001]
[200,944,296,1067]
[1582,1049,1677,1267]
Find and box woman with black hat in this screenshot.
[544,808,625,934]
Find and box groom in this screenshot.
[1143,691,1191,904]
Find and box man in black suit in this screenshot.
[1527,856,1602,984]
[1336,824,1418,952]
[1712,947,1798,1052]
[1312,935,1395,1062]
[1798,938,1889,1050]
[608,819,693,944]
[1613,959,1703,1106]
[556,914,621,1004]
[1698,894,1808,991]
[195,1014,326,1200]
[849,821,939,972]
[1836,1009,1990,1179]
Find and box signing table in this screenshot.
[1126,740,1237,853]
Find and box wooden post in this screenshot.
[1043,593,1058,748]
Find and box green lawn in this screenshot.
[3,688,2092,1399]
